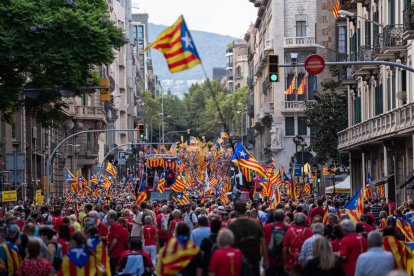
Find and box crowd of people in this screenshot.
[0,193,411,276]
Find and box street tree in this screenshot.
[0,0,126,125]
[305,79,349,166]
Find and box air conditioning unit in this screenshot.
[264,102,274,114]
[32,127,37,140]
[264,39,273,51]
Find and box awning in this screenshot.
[400,171,414,189]
[370,174,394,186]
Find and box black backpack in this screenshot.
[268,223,287,258]
[49,242,63,272]
[239,235,260,265]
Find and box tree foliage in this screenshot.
[0,0,126,125]
[305,79,348,166]
[141,80,248,143]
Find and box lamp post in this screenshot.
[338,10,383,27]
[68,144,80,172]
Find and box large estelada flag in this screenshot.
[231,142,268,178]
[146,15,201,73]
[344,187,364,222]
[106,162,117,179]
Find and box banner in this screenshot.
[2,190,17,202]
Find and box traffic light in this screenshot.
[137,124,144,140]
[316,169,321,183]
[268,54,280,82]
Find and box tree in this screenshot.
[0,0,126,125]
[305,79,348,166]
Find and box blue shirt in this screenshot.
[299,234,321,263]
[190,227,211,246]
[355,247,394,276]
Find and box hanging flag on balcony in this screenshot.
[333,1,342,19]
[284,76,296,94]
[296,75,306,95]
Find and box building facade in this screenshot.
[338,0,414,204]
[0,0,156,199]
[246,0,332,169]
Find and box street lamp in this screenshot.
[338,10,383,27]
[68,144,80,172]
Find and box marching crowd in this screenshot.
[0,194,411,276]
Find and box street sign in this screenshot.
[304,54,325,75]
[295,164,302,177]
[6,153,26,171]
[2,190,17,202]
[118,151,127,165]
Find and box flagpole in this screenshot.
[200,63,235,152]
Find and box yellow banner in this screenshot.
[100,78,110,102]
[2,190,17,202]
[35,190,42,202]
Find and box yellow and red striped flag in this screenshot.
[171,177,187,193]
[364,184,371,200]
[106,162,117,179]
[158,178,166,194]
[383,235,414,273]
[136,191,147,205]
[378,184,385,198]
[333,1,342,19]
[284,76,296,95]
[303,182,311,195]
[296,75,306,95]
[220,130,230,139]
[146,16,201,73]
[322,206,329,224]
[157,237,200,275]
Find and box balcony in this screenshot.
[73,106,106,122]
[283,37,316,48]
[403,7,414,40]
[382,24,405,54]
[354,45,377,74]
[338,102,414,151]
[281,101,315,113]
[373,33,384,58]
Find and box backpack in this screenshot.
[268,223,287,258]
[288,228,311,267]
[160,214,169,233]
[239,235,260,265]
[50,242,63,272]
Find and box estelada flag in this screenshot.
[106,162,117,179]
[58,247,96,276]
[146,15,201,73]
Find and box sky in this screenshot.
[133,0,258,38]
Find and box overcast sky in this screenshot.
[133,0,258,38]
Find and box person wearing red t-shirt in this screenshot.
[117,238,154,275]
[156,206,170,247]
[57,224,71,255]
[142,216,158,266]
[309,199,325,221]
[52,208,63,232]
[168,209,182,239]
[330,224,344,253]
[264,209,290,276]
[89,211,109,244]
[360,215,374,233]
[209,228,243,276]
[107,210,127,275]
[339,219,367,276]
[282,213,313,275]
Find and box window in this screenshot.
[298,117,307,135]
[296,21,307,37]
[389,0,395,25]
[375,84,383,115]
[308,74,317,100]
[365,21,371,46]
[285,117,295,136]
[338,26,346,54]
[354,97,361,124]
[137,25,144,39]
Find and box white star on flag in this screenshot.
[239,151,247,158]
[182,31,193,48]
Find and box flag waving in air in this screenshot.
[106,162,117,179]
[146,15,201,73]
[232,142,268,177]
